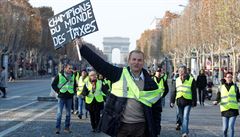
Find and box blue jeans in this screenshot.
[222,116,237,137]
[78,96,84,115]
[56,98,72,129]
[176,108,181,125]
[178,105,191,134]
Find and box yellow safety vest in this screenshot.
[58,73,75,94]
[85,80,104,104]
[220,85,239,112]
[153,77,165,97]
[76,76,86,96]
[111,67,161,107]
[176,76,193,100]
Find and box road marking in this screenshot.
[4,96,21,100]
[0,105,56,137]
[0,101,38,115]
[204,127,220,136]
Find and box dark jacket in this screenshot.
[80,45,161,137]
[51,71,77,99]
[196,74,207,89]
[170,74,197,107]
[215,82,240,117]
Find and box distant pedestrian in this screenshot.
[51,63,77,134]
[213,70,219,85]
[170,65,197,137]
[213,72,240,137]
[75,69,88,119]
[171,70,179,85]
[9,69,15,82]
[0,66,7,98]
[196,69,207,106]
[237,71,240,82]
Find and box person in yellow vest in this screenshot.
[152,69,169,134]
[170,65,197,137]
[75,69,88,119]
[155,67,168,107]
[76,39,162,137]
[98,73,111,100]
[213,72,240,137]
[81,70,105,132]
[51,63,77,134]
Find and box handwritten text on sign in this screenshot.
[48,0,98,49]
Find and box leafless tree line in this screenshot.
[162,0,240,80]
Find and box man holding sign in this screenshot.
[48,0,98,135]
[75,39,162,137]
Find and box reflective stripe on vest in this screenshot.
[58,73,75,94]
[153,77,165,97]
[111,67,161,107]
[77,76,86,96]
[175,76,193,100]
[220,85,239,112]
[85,80,104,104]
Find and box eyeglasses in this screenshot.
[226,76,232,78]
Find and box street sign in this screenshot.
[48,0,98,50]
[206,59,211,70]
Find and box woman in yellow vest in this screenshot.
[81,71,105,132]
[75,69,88,119]
[152,69,169,136]
[213,72,240,137]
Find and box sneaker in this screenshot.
[182,133,188,137]
[2,95,6,98]
[96,129,101,133]
[55,128,60,134]
[176,124,180,130]
[64,128,71,133]
[78,114,82,119]
[74,111,79,115]
[92,129,96,132]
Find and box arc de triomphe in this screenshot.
[103,37,130,65]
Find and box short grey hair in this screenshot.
[178,65,187,72]
[128,50,145,61]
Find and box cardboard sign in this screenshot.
[48,0,98,49]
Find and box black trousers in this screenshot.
[117,122,146,137]
[198,88,205,104]
[0,87,6,97]
[89,109,100,130]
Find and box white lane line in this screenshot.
[0,105,56,137]
[4,96,21,100]
[0,101,38,115]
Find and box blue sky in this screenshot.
[29,0,188,63]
